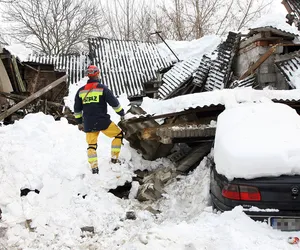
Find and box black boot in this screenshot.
[92,167,99,174]
[111,158,121,164]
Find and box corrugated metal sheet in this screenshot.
[192,55,212,88]
[229,74,256,88]
[275,51,300,88]
[28,53,90,84]
[205,32,240,91]
[124,89,300,123]
[88,37,172,98]
[158,57,202,99]
[156,124,216,139]
[118,105,173,160]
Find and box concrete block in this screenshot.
[258,73,277,83]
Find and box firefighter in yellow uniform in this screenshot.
[74,65,125,174]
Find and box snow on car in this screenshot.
[212,102,300,231]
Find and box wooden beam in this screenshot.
[0,91,64,107]
[0,75,67,121]
[239,44,279,80]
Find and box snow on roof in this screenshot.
[214,102,300,180]
[88,37,172,98]
[134,88,300,119]
[157,35,221,62]
[4,43,33,62]
[248,12,300,36]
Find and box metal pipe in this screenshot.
[150,31,180,62]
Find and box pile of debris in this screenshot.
[0,48,69,125]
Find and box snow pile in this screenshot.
[0,112,170,249]
[157,35,221,62]
[121,206,294,250]
[156,157,212,222]
[0,110,298,249]
[214,102,300,180]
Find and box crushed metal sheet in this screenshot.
[156,124,216,139]
[88,37,172,98]
[275,52,300,88]
[229,74,257,89]
[192,55,212,88]
[124,89,300,123]
[204,32,240,91]
[158,57,202,99]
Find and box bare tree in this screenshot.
[99,0,158,41]
[2,0,102,54]
[158,0,273,40]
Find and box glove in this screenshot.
[78,124,84,131]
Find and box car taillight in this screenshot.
[222,184,240,200]
[222,184,261,201]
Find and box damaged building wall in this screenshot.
[234,27,298,90]
[235,44,288,89]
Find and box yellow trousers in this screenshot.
[86,122,122,169]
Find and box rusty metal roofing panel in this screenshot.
[204,32,240,91]
[88,37,172,98]
[28,53,90,84]
[248,26,298,38]
[158,57,202,99]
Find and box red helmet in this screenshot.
[86,65,100,77]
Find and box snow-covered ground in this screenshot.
[1,89,300,249]
[2,4,300,249]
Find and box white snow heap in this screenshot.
[157,35,221,62]
[214,102,300,180]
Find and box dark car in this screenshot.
[210,163,300,231]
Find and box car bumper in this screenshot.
[211,193,300,230]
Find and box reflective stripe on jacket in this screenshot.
[74,79,125,132]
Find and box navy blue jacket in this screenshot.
[74,79,125,132]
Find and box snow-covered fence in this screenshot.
[28,53,90,84]
[88,37,172,98]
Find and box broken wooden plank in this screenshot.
[11,55,26,92]
[0,91,64,107]
[0,75,67,121]
[0,57,13,93]
[29,65,40,94]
